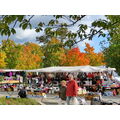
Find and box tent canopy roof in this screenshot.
[25,66,116,73]
[0,66,116,73]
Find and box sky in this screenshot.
[0,15,108,53]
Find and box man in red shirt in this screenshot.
[66,74,79,105]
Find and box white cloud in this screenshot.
[6,28,45,44]
[15,28,40,40]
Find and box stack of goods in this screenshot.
[85,92,100,100]
[78,87,87,97]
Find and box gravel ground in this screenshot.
[0,92,120,105]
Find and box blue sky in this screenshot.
[77,35,108,53]
[0,15,108,53]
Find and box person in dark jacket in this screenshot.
[58,80,67,105]
[18,87,27,98]
[66,74,79,105]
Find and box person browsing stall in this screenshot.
[58,80,67,105]
[66,74,79,105]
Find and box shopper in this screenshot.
[66,74,79,105]
[58,80,67,105]
[18,87,27,98]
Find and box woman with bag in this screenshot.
[66,74,79,105]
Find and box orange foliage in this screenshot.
[84,43,94,54]
[63,47,90,66]
[84,43,105,66]
[16,43,43,69]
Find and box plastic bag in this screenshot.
[58,98,67,105]
[71,97,79,105]
[80,97,87,105]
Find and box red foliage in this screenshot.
[63,47,90,66]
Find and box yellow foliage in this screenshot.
[16,43,43,70]
[0,51,6,68]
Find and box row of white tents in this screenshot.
[0,65,116,73]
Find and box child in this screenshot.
[58,80,67,105]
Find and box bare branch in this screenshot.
[70,15,86,26]
[74,28,104,45]
[62,15,75,23]
[13,19,18,28]
[44,15,86,28]
[28,15,34,22]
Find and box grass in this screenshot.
[0,97,40,105]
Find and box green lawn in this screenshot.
[0,97,40,105]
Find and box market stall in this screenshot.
[24,66,119,98]
[0,69,24,92]
[0,66,118,98]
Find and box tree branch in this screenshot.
[71,15,86,26]
[28,15,34,22]
[74,28,104,45]
[44,15,86,28]
[13,19,18,28]
[62,15,75,23]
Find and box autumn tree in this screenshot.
[0,39,21,68]
[42,37,66,67]
[0,51,6,68]
[84,43,105,66]
[16,42,43,70]
[37,27,77,49]
[63,47,90,66]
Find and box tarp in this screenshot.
[0,66,116,73]
[0,69,23,72]
[97,66,116,71]
[25,66,116,73]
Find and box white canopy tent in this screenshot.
[25,66,116,73]
[0,66,116,73]
[0,69,23,72]
[97,66,116,71]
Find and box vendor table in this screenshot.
[78,93,100,100]
[104,87,120,95]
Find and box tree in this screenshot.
[84,43,105,66]
[104,43,120,75]
[0,39,21,68]
[42,37,66,67]
[101,16,120,74]
[0,15,109,47]
[37,27,77,49]
[63,47,90,66]
[0,51,6,68]
[16,43,43,69]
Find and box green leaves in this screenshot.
[103,16,120,75]
[11,28,16,34]
[67,32,77,39]
[64,40,74,48]
[35,27,42,32]
[0,15,115,47]
[38,22,44,27]
[48,19,55,26]
[17,15,24,22]
[53,15,63,19]
[19,17,33,30]
[22,23,28,29]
